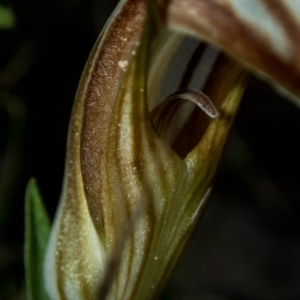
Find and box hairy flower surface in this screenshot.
[40,0,300,299]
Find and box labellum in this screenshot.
[43,0,249,299]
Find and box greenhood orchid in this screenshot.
[25,0,300,299]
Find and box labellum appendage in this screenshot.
[151,89,220,150]
[154,89,220,120]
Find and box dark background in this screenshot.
[0,0,300,299]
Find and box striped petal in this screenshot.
[165,0,300,104]
[44,1,147,299]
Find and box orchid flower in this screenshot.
[25,0,300,299]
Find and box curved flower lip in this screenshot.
[150,88,220,148]
[44,0,248,299]
[155,88,221,119]
[165,0,300,104]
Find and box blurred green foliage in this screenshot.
[25,178,50,300]
[0,4,16,30]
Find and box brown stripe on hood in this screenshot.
[164,0,300,102]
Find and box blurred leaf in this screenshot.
[25,178,50,300]
[0,4,16,30]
